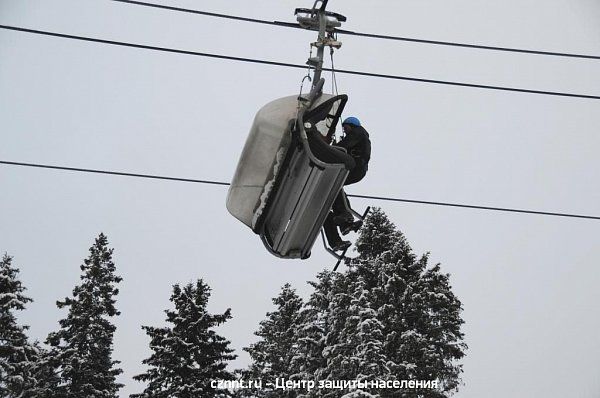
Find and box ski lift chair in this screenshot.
[227,88,352,259]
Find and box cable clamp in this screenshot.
[311,38,342,49]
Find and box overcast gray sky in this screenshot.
[1,1,599,397]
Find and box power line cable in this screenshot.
[1,24,599,100]
[2,160,599,221]
[335,28,600,61]
[112,0,284,27]
[110,0,600,61]
[0,160,229,186]
[348,194,600,220]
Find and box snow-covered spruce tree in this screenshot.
[30,344,61,398]
[0,253,39,398]
[131,279,237,398]
[291,271,336,398]
[347,280,389,386]
[307,273,388,398]
[319,271,355,387]
[45,233,123,398]
[242,283,304,398]
[351,208,467,398]
[290,271,386,398]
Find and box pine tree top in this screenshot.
[0,253,33,312]
[46,234,123,398]
[56,233,122,318]
[132,279,236,398]
[354,208,412,261]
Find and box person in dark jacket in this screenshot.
[324,116,371,251]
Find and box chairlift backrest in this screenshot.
[227,92,350,259]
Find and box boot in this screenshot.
[331,240,351,252]
[341,220,363,236]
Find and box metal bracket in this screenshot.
[296,1,346,90]
[311,38,342,49]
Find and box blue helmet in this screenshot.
[342,116,361,127]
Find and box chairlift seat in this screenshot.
[227,93,349,259]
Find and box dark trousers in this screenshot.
[323,164,367,246]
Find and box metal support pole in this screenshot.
[296,1,344,93]
[311,10,327,89]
